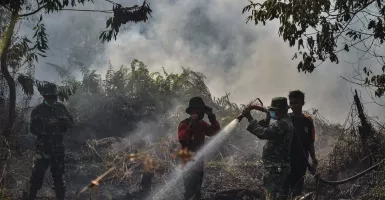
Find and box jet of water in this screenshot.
[147,119,240,200]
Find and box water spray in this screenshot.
[147,97,268,200]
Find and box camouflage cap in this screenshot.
[267,97,290,111]
[39,83,58,96]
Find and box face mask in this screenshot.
[269,111,279,120]
[44,100,56,106]
[44,95,58,106]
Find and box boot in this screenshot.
[22,182,38,200]
[22,189,38,200]
[54,187,65,200]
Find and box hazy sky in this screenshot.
[18,0,385,123]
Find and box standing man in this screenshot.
[284,90,318,198]
[23,83,74,200]
[242,97,293,200]
[178,96,220,200]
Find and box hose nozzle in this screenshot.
[237,114,245,121]
[236,98,265,122]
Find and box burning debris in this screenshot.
[170,147,195,169]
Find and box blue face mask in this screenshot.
[269,111,278,120]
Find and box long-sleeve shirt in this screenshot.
[178,116,220,152]
[246,115,293,168]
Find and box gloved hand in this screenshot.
[205,109,216,121]
[241,106,253,120]
[308,160,318,175]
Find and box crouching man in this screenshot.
[242,97,293,200]
[178,97,220,200]
[23,83,74,200]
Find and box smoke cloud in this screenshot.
[19,0,385,123]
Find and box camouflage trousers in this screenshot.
[23,151,65,200]
[263,166,290,200]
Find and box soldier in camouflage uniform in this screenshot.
[242,97,293,200]
[23,83,74,200]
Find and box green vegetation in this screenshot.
[243,0,385,97]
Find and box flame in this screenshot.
[170,147,194,169]
[143,157,154,172]
[129,153,137,161]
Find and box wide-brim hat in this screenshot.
[186,96,212,114]
[267,97,290,111]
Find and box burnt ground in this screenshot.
[4,136,269,200]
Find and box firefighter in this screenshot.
[242,97,293,200]
[178,96,220,200]
[23,83,73,200]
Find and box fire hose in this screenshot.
[314,160,382,185]
[237,98,267,121]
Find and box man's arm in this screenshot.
[203,113,220,136]
[30,107,44,136]
[178,120,194,149]
[304,114,318,166]
[309,120,317,163]
[257,113,271,127]
[246,119,287,140]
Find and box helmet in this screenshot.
[39,83,58,96]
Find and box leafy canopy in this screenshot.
[243,0,385,97]
[1,0,152,101]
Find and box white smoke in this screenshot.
[16,0,385,123]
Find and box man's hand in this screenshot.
[241,106,253,120]
[205,109,216,121]
[265,111,271,120]
[308,160,318,175]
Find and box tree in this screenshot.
[60,59,248,139]
[242,0,385,96]
[0,0,152,138]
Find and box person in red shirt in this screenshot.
[178,96,220,200]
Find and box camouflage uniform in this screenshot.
[23,84,73,200]
[246,97,293,200]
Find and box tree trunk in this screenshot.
[0,11,18,187]
[0,12,18,138]
[353,90,376,166]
